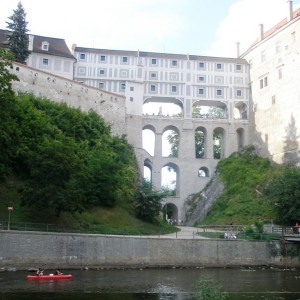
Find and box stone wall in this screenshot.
[10,62,126,136]
[1,231,299,270]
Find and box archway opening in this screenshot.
[161,162,179,196]
[198,167,209,177]
[162,126,180,157]
[142,127,155,156]
[163,203,179,225]
[195,127,206,158]
[213,127,225,159]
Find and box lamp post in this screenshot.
[7,205,13,230]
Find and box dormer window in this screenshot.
[42,41,49,51]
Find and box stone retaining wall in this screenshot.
[1,231,299,270]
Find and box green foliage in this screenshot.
[167,130,179,157]
[199,146,277,225]
[134,180,167,223]
[195,276,228,300]
[0,93,137,216]
[264,167,300,225]
[195,130,205,158]
[0,48,19,94]
[6,2,30,63]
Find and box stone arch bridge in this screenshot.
[9,63,249,223]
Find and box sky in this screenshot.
[1,0,300,58]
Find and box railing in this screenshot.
[0,221,294,240]
[196,225,283,241]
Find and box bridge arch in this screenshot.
[195,126,207,158]
[213,127,226,159]
[198,166,209,177]
[162,125,180,158]
[163,202,179,225]
[161,162,180,196]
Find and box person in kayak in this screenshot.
[54,268,63,275]
[36,268,44,276]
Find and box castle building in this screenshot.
[241,0,300,166]
[72,47,250,221]
[0,29,76,80]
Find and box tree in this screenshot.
[6,2,30,64]
[167,130,179,157]
[134,180,167,223]
[0,48,19,94]
[265,167,300,225]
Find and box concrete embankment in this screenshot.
[0,230,299,270]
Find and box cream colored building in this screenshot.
[241,0,300,166]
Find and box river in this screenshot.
[0,268,299,300]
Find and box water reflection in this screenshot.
[0,268,299,300]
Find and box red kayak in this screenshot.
[27,274,72,280]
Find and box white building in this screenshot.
[241,0,300,166]
[0,30,76,80]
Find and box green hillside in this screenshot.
[197,146,300,226]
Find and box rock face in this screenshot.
[185,175,224,226]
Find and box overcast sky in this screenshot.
[1,0,300,57]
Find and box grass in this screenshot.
[197,147,281,226]
[0,177,177,235]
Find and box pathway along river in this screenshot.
[0,268,300,300]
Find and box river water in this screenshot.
[0,268,300,300]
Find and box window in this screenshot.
[42,42,49,51]
[260,79,264,89]
[216,63,222,70]
[151,58,157,65]
[150,84,156,92]
[171,85,177,93]
[236,89,242,97]
[100,55,106,62]
[198,75,205,82]
[130,86,134,91]
[278,68,282,79]
[171,60,178,67]
[199,62,205,69]
[130,97,134,102]
[260,76,268,89]
[120,83,126,90]
[198,88,205,95]
[150,72,157,79]
[98,82,104,89]
[42,58,48,66]
[235,64,242,71]
[216,89,222,96]
[272,95,276,104]
[80,53,86,60]
[99,69,105,75]
[122,56,128,63]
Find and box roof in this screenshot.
[0,29,75,60]
[31,34,75,59]
[74,46,247,64]
[241,7,300,56]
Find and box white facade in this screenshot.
[241,3,300,166]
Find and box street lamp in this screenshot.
[7,205,13,230]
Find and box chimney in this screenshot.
[259,24,264,41]
[287,0,293,22]
[236,42,240,57]
[28,34,34,51]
